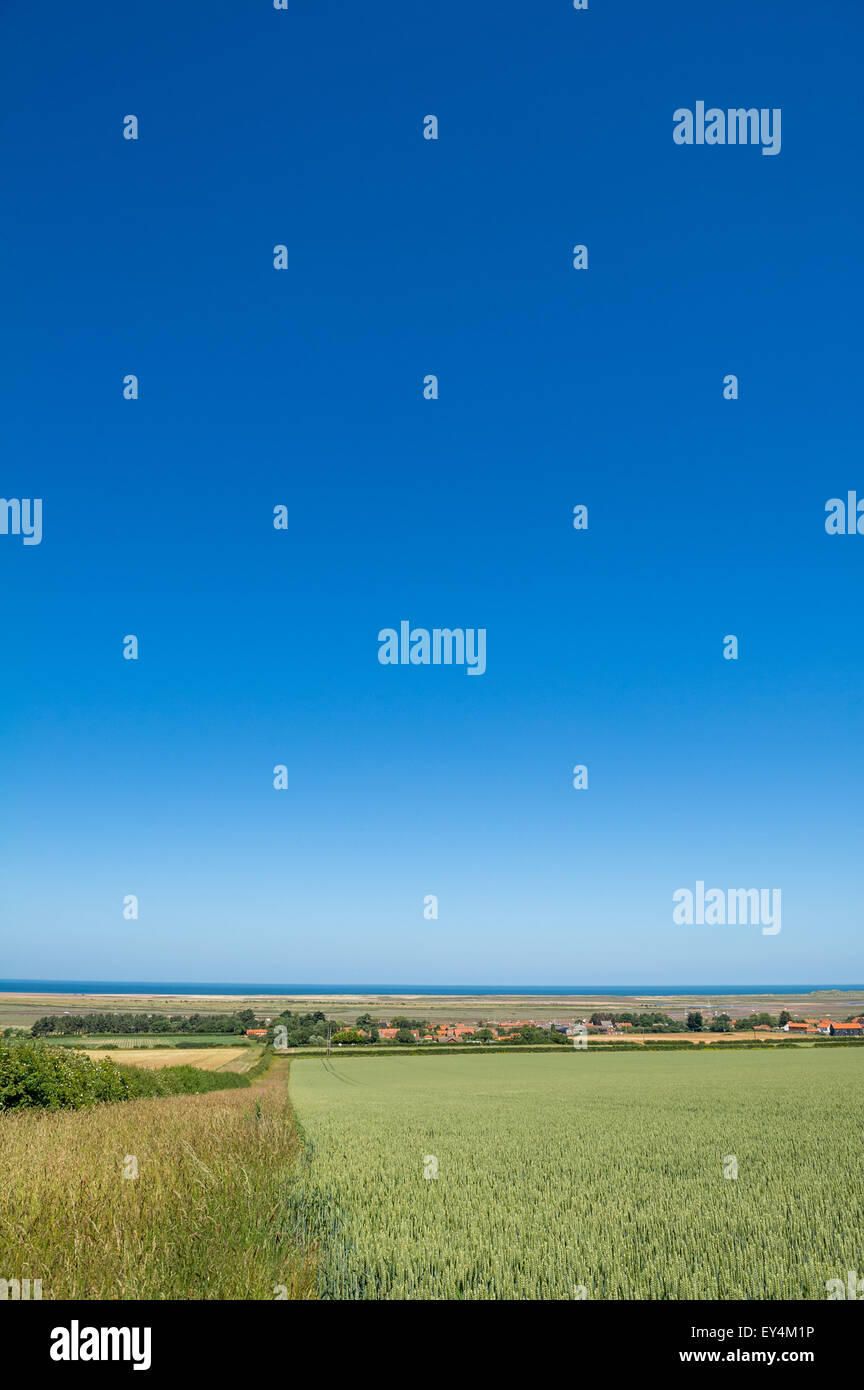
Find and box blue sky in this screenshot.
[1,0,862,985]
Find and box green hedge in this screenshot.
[308,1038,852,1059]
[0,1042,262,1111]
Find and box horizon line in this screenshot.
[2,978,862,995]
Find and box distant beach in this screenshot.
[2,980,860,998]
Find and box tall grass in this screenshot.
[0,1057,313,1299]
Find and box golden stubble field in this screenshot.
[81,1047,253,1071]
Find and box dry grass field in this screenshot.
[81,1046,254,1071]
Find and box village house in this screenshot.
[783,1018,862,1037]
[351,1017,595,1045]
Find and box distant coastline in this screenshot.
[1,979,860,999]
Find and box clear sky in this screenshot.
[1,0,862,985]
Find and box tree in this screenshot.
[714,1013,732,1032]
[779,1011,791,1027]
[394,1028,416,1045]
[735,1012,777,1030]
[686,1012,704,1032]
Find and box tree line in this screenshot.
[30,1010,264,1037]
[587,1010,795,1033]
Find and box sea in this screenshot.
[0,980,859,997]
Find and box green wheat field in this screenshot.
[288,1049,864,1300]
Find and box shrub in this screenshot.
[0,1043,256,1111]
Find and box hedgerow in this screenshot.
[0,1042,257,1111]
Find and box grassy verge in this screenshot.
[0,1055,314,1299]
[285,1036,861,1058]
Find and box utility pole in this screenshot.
[327,1023,332,1056]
